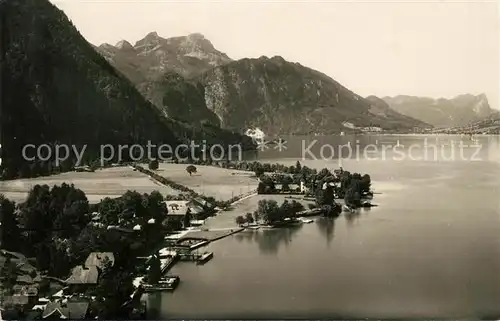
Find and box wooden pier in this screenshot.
[178,251,213,265]
[160,255,179,274]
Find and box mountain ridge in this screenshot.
[98,33,431,134]
[96,32,232,83]
[382,94,496,127]
[194,56,430,134]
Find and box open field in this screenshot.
[202,194,316,229]
[0,167,179,204]
[155,163,259,200]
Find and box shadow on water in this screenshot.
[234,225,303,254]
[146,291,162,319]
[344,210,362,227]
[315,217,336,246]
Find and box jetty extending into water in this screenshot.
[142,276,180,292]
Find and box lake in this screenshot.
[149,135,500,319]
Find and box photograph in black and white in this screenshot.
[0,0,499,319]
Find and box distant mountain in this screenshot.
[365,96,431,129]
[382,94,497,127]
[96,32,232,85]
[0,0,252,179]
[193,56,430,134]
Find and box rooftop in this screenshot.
[65,266,99,285]
[42,301,89,319]
[85,252,115,270]
[164,201,189,215]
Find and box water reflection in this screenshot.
[315,217,336,246]
[344,210,363,228]
[146,291,162,318]
[234,226,303,254]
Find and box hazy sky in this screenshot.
[52,0,499,109]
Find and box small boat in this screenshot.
[247,225,261,230]
[196,252,213,265]
[299,218,314,224]
[142,276,180,292]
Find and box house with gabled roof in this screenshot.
[84,252,115,270]
[42,301,89,319]
[65,252,116,294]
[65,265,98,294]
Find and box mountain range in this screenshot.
[382,94,498,128]
[96,33,432,134]
[0,0,253,179]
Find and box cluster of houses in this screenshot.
[0,251,118,319]
[259,174,310,195]
[0,250,42,309]
[31,252,117,319]
[341,121,383,133]
[89,196,215,232]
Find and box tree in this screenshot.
[315,184,335,206]
[182,208,192,228]
[290,200,305,214]
[281,175,293,192]
[295,161,302,174]
[147,252,161,284]
[235,215,245,226]
[120,190,146,223]
[257,175,275,194]
[279,200,293,219]
[148,159,159,170]
[92,261,135,319]
[360,174,371,194]
[344,180,362,208]
[186,165,197,176]
[254,167,265,178]
[52,197,90,238]
[257,199,281,224]
[253,211,261,224]
[98,197,121,226]
[317,168,332,180]
[245,212,254,225]
[0,195,20,251]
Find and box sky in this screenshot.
[51,0,499,109]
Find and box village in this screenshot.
[0,159,374,319]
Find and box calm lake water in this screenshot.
[150,135,500,319]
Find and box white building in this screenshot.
[300,181,309,194]
[342,122,356,129]
[363,126,382,132]
[245,128,265,141]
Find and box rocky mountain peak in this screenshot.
[135,31,162,47]
[145,31,159,39]
[187,32,206,41]
[115,40,134,50]
[98,43,115,50]
[383,93,495,127]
